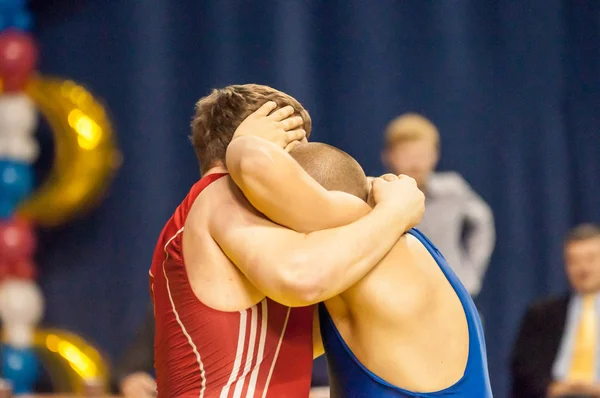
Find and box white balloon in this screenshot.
[0,135,39,163]
[0,279,44,347]
[0,94,38,137]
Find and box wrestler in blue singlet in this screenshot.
[319,229,492,397]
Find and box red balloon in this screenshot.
[2,70,32,92]
[0,29,38,92]
[0,259,10,281]
[0,217,36,262]
[11,259,36,280]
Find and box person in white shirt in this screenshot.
[382,113,495,297]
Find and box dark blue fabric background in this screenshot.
[28,1,600,396]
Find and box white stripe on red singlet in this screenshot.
[162,227,207,398]
[246,300,268,398]
[219,309,248,398]
[261,307,291,398]
[149,270,155,302]
[232,305,258,397]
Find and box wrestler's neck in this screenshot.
[203,163,228,176]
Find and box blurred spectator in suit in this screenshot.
[382,113,495,297]
[113,304,156,398]
[511,224,600,398]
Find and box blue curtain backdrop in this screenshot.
[29,1,600,396]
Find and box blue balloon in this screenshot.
[0,0,29,31]
[0,345,39,395]
[0,14,7,32]
[0,0,26,7]
[0,160,33,204]
[0,199,15,219]
[11,10,32,31]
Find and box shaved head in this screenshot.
[289,143,369,201]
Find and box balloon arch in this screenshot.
[0,2,120,394]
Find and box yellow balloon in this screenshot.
[16,75,121,226]
[33,329,110,393]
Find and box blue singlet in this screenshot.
[319,229,492,397]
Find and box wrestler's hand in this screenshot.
[232,101,306,149]
[120,372,157,398]
[366,174,395,207]
[370,174,425,230]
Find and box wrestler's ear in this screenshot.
[367,178,375,208]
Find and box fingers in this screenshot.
[252,101,278,117]
[284,140,302,153]
[396,174,418,186]
[280,115,304,131]
[268,105,295,121]
[371,177,386,188]
[380,173,397,182]
[396,173,414,180]
[286,128,306,143]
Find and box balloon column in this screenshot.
[0,3,41,394]
[0,280,42,394]
[0,1,120,393]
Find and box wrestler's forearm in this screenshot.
[256,204,406,306]
[225,136,410,303]
[215,198,410,307]
[226,136,370,232]
[278,201,409,305]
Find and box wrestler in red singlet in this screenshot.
[149,174,313,398]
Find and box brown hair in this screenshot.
[191,84,312,174]
[289,143,369,201]
[565,223,600,244]
[384,112,440,150]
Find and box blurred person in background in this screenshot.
[113,304,156,398]
[382,113,495,298]
[511,224,600,398]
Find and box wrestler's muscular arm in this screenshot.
[227,103,376,232]
[228,137,371,232]
[223,103,422,357]
[227,136,373,232]
[210,175,413,308]
[226,102,423,234]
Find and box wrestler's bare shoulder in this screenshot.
[327,232,469,391]
[194,175,263,222]
[183,175,265,312]
[340,234,437,319]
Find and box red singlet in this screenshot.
[149,173,314,398]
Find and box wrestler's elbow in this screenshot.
[276,254,325,306]
[232,140,274,182]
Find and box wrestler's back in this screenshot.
[183,176,265,311]
[325,233,469,392]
